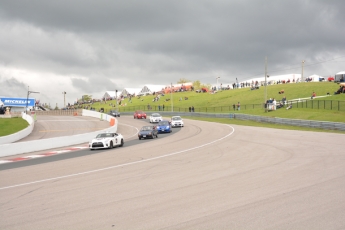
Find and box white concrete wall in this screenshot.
[0,113,34,145]
[0,110,118,157]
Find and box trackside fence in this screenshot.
[119,111,345,131]
[102,100,345,113]
[291,100,345,111]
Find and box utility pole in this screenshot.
[171,82,173,112]
[26,86,40,113]
[301,60,305,82]
[62,91,66,108]
[265,57,268,112]
[115,89,118,111]
[216,77,220,90]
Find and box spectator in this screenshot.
[162,104,165,111]
[237,102,240,111]
[189,106,191,112]
[311,92,316,99]
[272,98,276,110]
[192,106,195,112]
[282,96,287,105]
[232,104,236,110]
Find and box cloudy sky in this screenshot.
[0,0,344,107]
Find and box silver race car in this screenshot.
[89,132,124,150]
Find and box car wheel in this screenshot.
[109,141,113,149]
[139,137,141,140]
[120,139,124,147]
[156,134,158,138]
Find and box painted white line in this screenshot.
[0,160,13,164]
[70,147,88,149]
[47,150,71,154]
[23,155,45,159]
[0,125,234,190]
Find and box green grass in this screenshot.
[86,82,345,119]
[88,82,344,109]
[0,118,29,136]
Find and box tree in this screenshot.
[193,80,201,90]
[177,78,190,84]
[81,95,92,102]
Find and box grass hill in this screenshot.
[85,82,345,122]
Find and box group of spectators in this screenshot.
[232,102,241,111]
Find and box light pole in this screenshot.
[26,86,40,113]
[115,89,118,111]
[170,82,173,112]
[62,91,66,108]
[216,77,220,90]
[265,57,268,112]
[301,60,305,82]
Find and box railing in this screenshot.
[101,100,345,113]
[10,109,83,116]
[292,100,345,111]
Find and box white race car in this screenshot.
[89,132,124,150]
[171,116,184,127]
[149,113,163,123]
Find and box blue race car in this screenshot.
[156,120,172,133]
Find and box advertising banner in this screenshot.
[0,97,35,107]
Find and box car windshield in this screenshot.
[96,133,113,138]
[152,114,161,117]
[136,111,144,114]
[158,121,169,126]
[172,117,181,121]
[110,110,118,113]
[141,126,153,131]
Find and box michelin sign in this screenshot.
[0,97,35,107]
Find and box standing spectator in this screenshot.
[158,104,161,111]
[237,102,240,111]
[192,106,195,112]
[189,106,191,112]
[272,98,277,110]
[232,104,236,111]
[162,104,165,111]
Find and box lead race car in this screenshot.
[89,132,124,150]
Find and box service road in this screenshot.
[0,116,344,229]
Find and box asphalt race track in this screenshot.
[16,115,112,142]
[1,116,344,229]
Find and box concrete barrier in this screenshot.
[0,113,35,145]
[0,110,118,157]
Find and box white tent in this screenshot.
[335,71,345,82]
[139,85,166,95]
[120,88,142,97]
[102,91,121,100]
[308,74,324,82]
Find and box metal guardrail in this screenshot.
[120,111,345,131]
